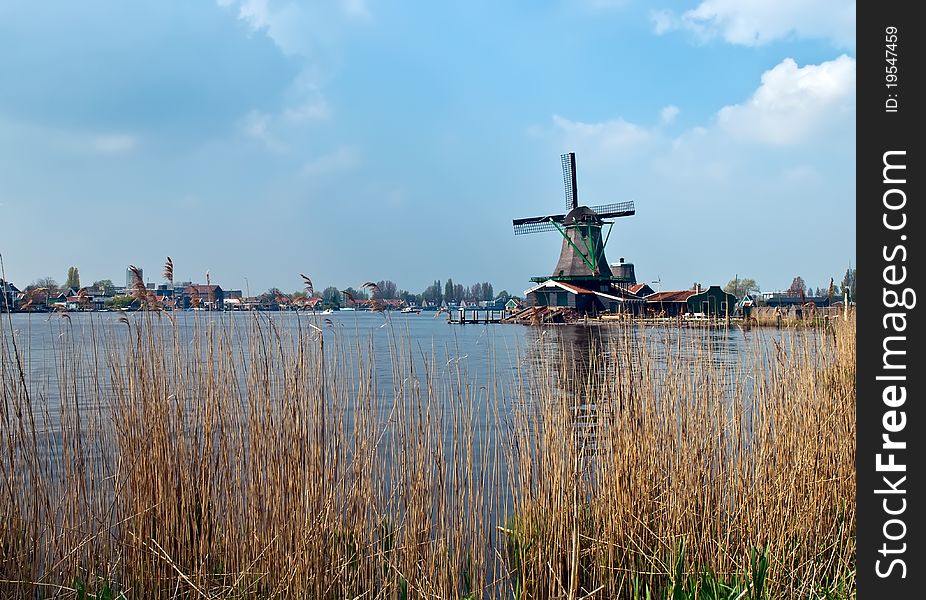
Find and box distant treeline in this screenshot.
[306,279,509,308]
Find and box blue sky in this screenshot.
[0,0,856,296]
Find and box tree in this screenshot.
[28,277,60,293]
[257,287,284,309]
[444,279,455,304]
[399,289,420,305]
[723,277,760,298]
[841,267,856,301]
[497,290,510,301]
[322,287,341,308]
[342,287,368,302]
[92,279,116,295]
[421,280,442,305]
[482,282,494,301]
[375,280,397,300]
[786,276,807,298]
[65,267,80,290]
[106,296,135,309]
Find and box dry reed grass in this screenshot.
[0,312,855,599]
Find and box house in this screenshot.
[505,298,522,311]
[290,296,323,311]
[1,280,20,311]
[47,292,68,308]
[643,289,695,317]
[627,283,655,297]
[381,299,404,310]
[643,285,737,318]
[181,284,224,310]
[762,294,836,308]
[479,298,507,310]
[524,279,644,315]
[736,294,755,317]
[686,285,738,317]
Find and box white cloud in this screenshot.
[552,114,653,161]
[92,134,138,154]
[225,0,371,56]
[220,1,362,150]
[300,146,360,177]
[652,0,855,48]
[716,55,855,145]
[540,56,854,180]
[660,105,680,125]
[650,9,678,35]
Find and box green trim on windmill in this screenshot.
[551,220,597,273]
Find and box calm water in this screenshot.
[1,309,769,425]
[1,310,797,544]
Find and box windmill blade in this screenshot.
[512,213,566,235]
[561,152,578,211]
[591,201,635,219]
[513,220,561,235]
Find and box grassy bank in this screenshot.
[0,313,855,598]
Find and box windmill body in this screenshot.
[512,153,640,315]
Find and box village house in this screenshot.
[1,280,20,311]
[643,285,738,318]
[524,279,645,316]
[181,284,224,310]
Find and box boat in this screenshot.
[401,305,421,314]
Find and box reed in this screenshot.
[0,311,855,598]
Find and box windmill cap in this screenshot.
[563,206,601,225]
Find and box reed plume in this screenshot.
[128,264,146,300]
[300,273,314,296]
[77,287,90,308]
[163,256,174,284]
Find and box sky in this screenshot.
[0,0,856,296]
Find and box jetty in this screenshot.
[447,308,506,324]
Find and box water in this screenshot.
[1,309,775,434]
[0,311,760,394]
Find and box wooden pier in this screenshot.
[447,309,506,324]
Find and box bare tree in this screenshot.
[786,276,807,298]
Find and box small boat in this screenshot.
[322,308,334,315]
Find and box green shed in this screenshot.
[686,285,737,317]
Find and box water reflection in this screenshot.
[518,323,765,463]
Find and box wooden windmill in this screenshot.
[512,152,635,284]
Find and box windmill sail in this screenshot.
[562,152,578,211]
[590,201,635,219]
[512,213,566,235]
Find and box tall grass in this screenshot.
[0,312,855,598]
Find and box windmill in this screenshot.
[513,152,635,284]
